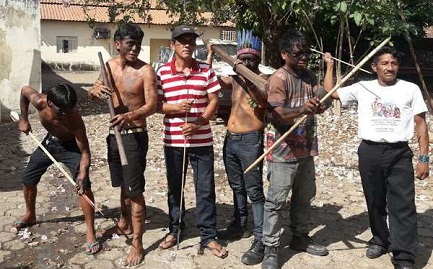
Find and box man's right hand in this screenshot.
[89,83,112,100]
[178,100,194,113]
[19,118,32,135]
[323,52,334,67]
[300,97,323,115]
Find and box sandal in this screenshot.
[198,240,228,259]
[84,241,102,255]
[159,234,177,250]
[12,220,36,230]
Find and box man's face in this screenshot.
[48,100,72,121]
[371,53,399,86]
[116,36,141,62]
[281,44,311,70]
[237,53,260,71]
[170,34,197,60]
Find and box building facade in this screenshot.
[41,0,235,70]
[0,0,41,121]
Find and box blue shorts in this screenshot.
[107,131,148,197]
[22,134,91,188]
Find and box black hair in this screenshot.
[372,46,403,64]
[113,23,144,42]
[46,83,77,110]
[279,31,310,52]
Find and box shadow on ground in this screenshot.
[0,203,168,269]
[41,68,108,117]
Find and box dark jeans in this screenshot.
[164,145,217,246]
[223,131,265,240]
[358,140,417,266]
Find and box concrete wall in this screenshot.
[0,0,40,122]
[41,21,225,69]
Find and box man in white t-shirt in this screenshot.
[323,47,429,269]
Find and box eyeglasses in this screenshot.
[49,102,72,117]
[175,37,197,46]
[286,50,311,59]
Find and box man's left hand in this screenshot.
[75,178,84,195]
[110,113,132,129]
[416,163,429,180]
[181,122,200,137]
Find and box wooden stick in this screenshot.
[310,48,372,74]
[244,37,392,173]
[97,52,128,166]
[205,41,268,92]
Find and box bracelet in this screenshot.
[419,154,430,163]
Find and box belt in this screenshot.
[362,140,408,147]
[44,134,60,145]
[227,131,262,140]
[109,127,147,135]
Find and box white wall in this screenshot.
[0,0,41,122]
[41,21,226,69]
[41,21,113,69]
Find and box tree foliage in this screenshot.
[80,0,433,68]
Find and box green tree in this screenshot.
[80,0,433,69]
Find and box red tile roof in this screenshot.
[41,0,235,27]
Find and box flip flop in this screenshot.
[198,240,228,259]
[84,241,102,255]
[12,220,36,230]
[158,234,177,250]
[102,225,132,238]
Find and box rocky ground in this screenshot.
[0,70,432,269]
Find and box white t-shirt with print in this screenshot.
[337,79,427,143]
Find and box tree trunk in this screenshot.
[260,8,284,69]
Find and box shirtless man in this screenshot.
[211,30,268,265]
[14,83,100,255]
[89,23,157,266]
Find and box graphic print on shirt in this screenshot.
[370,97,401,133]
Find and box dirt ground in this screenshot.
[0,70,432,269]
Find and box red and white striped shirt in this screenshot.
[157,58,221,147]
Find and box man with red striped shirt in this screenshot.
[156,25,228,259]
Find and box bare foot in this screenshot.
[102,224,132,237]
[124,246,144,267]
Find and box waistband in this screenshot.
[109,127,147,135]
[362,139,408,147]
[226,130,263,139]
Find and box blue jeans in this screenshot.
[262,157,316,247]
[164,146,217,246]
[223,131,265,240]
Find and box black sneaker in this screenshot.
[289,234,329,256]
[217,222,251,240]
[262,246,279,269]
[366,244,387,259]
[241,239,265,265]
